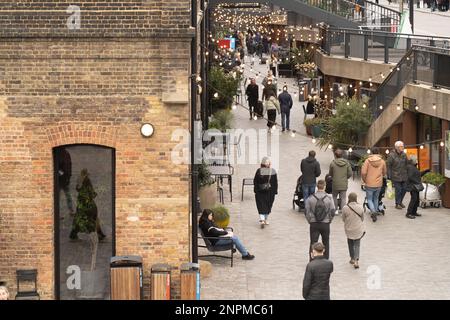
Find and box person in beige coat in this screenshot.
[361,147,387,221]
[342,193,365,269]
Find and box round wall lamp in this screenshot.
[140,123,154,138]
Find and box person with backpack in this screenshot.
[342,193,365,269]
[329,148,352,213]
[305,180,335,260]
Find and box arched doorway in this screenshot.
[53,145,115,300]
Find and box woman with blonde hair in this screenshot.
[254,157,278,228]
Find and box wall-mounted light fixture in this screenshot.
[140,123,154,138]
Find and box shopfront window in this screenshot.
[54,145,115,300]
[417,115,442,172]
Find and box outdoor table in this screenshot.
[207,165,234,202]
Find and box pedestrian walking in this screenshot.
[361,147,387,222]
[278,86,293,132]
[302,242,333,300]
[254,157,278,228]
[245,78,259,120]
[269,54,277,78]
[305,180,335,259]
[300,150,321,200]
[342,193,366,269]
[329,149,352,213]
[387,141,408,210]
[405,156,423,219]
[263,92,280,130]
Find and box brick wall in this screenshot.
[0,0,193,300]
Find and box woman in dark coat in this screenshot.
[405,157,422,219]
[254,157,278,228]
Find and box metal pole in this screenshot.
[409,0,414,33]
[191,0,199,264]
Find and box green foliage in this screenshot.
[209,66,240,113]
[198,161,215,188]
[208,109,234,132]
[211,205,230,229]
[422,172,446,186]
[71,175,97,237]
[290,47,314,67]
[303,116,326,127]
[318,98,372,149]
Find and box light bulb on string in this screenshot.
[362,103,366,108]
[291,131,296,137]
[420,145,424,150]
[312,138,316,144]
[396,104,401,111]
[214,92,219,98]
[232,103,237,110]
[433,104,437,110]
[367,149,371,154]
[328,144,333,150]
[379,105,383,110]
[348,147,353,153]
[415,105,419,111]
[385,149,390,155]
[440,141,445,147]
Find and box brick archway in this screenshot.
[45,124,120,149]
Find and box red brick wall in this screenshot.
[0,1,192,300]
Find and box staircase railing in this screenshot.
[368,45,450,119]
[296,0,400,31]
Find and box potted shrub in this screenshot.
[211,205,230,229]
[208,110,234,132]
[304,117,324,137]
[198,161,216,211]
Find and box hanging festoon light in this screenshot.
[440,141,445,147]
[291,131,296,138]
[367,149,371,154]
[214,92,219,98]
[415,105,419,111]
[362,103,366,108]
[433,103,437,110]
[396,104,401,111]
[328,144,333,149]
[312,138,316,144]
[385,149,390,155]
[379,105,383,110]
[348,147,353,153]
[420,144,424,150]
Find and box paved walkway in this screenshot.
[200,53,450,300]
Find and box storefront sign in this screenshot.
[405,148,418,162]
[403,96,417,112]
[419,146,430,171]
[445,130,450,178]
[218,39,230,50]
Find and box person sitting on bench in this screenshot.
[199,209,255,260]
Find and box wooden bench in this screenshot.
[198,228,236,267]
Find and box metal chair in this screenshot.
[241,178,254,201]
[15,269,40,300]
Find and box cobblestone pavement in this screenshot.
[200,54,450,300]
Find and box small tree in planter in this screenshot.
[317,98,372,150]
[209,66,240,114]
[198,161,216,211]
[211,205,230,229]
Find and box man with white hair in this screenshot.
[387,141,408,209]
[0,282,9,300]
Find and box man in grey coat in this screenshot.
[305,180,335,260]
[386,140,408,209]
[329,149,352,213]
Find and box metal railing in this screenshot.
[368,45,450,119]
[297,0,400,31]
[320,25,450,64]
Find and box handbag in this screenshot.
[258,169,272,191]
[414,183,424,192]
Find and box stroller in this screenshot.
[292,176,305,211]
[363,177,387,222]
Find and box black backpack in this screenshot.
[312,195,329,222]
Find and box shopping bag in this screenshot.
[386,180,394,200]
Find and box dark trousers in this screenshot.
[407,191,420,216]
[281,110,290,130]
[248,99,257,118]
[267,109,277,128]
[309,223,330,260]
[393,181,407,206]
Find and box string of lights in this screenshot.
[198,73,445,153]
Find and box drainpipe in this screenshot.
[191,0,199,264]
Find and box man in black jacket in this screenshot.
[278,86,293,132]
[303,242,333,300]
[245,78,259,120]
[301,150,321,200]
